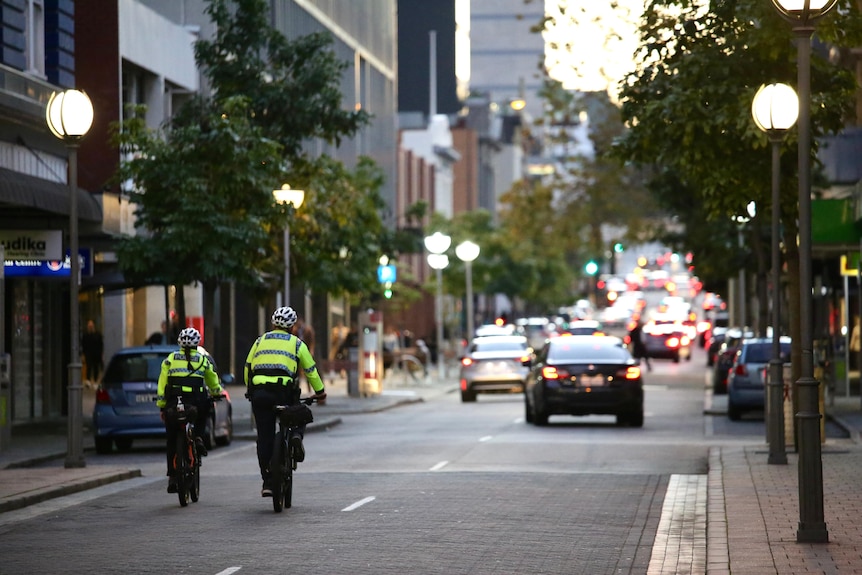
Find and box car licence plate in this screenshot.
[578,375,605,387]
[136,394,157,403]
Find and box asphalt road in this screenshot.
[0,343,770,575]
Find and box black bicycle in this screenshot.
[270,396,319,512]
[171,394,224,507]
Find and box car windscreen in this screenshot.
[103,353,166,385]
[471,340,526,353]
[745,343,791,363]
[548,340,630,363]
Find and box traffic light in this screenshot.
[613,242,624,253]
[585,260,599,276]
[384,288,393,299]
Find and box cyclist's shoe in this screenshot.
[290,435,305,462]
[261,480,272,497]
[167,477,178,494]
[195,437,208,456]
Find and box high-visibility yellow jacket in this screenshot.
[156,348,222,409]
[244,329,324,393]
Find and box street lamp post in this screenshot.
[456,241,481,341]
[272,184,305,306]
[425,232,452,380]
[46,89,94,469]
[752,82,799,466]
[771,0,837,544]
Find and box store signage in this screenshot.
[0,230,62,259]
[2,249,92,278]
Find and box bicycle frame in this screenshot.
[270,397,317,513]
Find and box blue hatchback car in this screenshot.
[727,337,791,421]
[93,345,234,454]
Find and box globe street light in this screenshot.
[770,0,837,544]
[272,184,305,307]
[455,241,480,342]
[425,232,452,380]
[46,89,94,469]
[752,82,799,467]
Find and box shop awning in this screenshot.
[0,167,102,222]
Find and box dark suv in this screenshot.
[712,328,753,394]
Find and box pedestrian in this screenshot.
[628,317,652,372]
[244,306,326,497]
[156,327,223,494]
[81,319,104,386]
[146,321,168,345]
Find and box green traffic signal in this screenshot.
[585,260,599,276]
[384,289,393,299]
[613,242,624,253]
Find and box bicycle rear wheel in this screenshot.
[270,433,286,513]
[176,434,190,507]
[190,442,200,503]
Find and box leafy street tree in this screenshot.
[114,0,388,344]
[613,0,862,384]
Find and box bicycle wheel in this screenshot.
[176,434,190,507]
[189,439,200,503]
[284,443,294,509]
[270,432,286,513]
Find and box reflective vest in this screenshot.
[247,331,301,386]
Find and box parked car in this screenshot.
[459,335,531,402]
[93,345,234,454]
[712,328,754,394]
[706,327,729,367]
[523,335,643,427]
[727,337,791,420]
[641,321,692,363]
[515,317,556,350]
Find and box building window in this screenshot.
[25,0,45,77]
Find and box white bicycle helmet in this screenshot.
[177,327,202,348]
[272,306,297,330]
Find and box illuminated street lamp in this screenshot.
[770,0,837,544]
[752,82,799,466]
[46,89,94,469]
[272,184,305,307]
[425,232,452,379]
[455,241,481,341]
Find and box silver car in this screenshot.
[459,335,531,402]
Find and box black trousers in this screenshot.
[250,385,304,481]
[164,400,211,476]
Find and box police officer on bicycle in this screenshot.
[157,327,223,494]
[245,306,326,497]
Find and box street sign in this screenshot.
[377,264,396,283]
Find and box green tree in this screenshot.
[613,0,862,382]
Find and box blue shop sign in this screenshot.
[377,264,396,284]
[3,248,93,278]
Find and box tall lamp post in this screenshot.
[770,0,837,544]
[272,184,305,307]
[752,82,799,466]
[455,241,480,342]
[425,232,451,380]
[46,89,94,469]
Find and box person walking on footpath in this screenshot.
[81,319,104,387]
[245,306,326,497]
[628,317,652,372]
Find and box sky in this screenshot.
[542,1,645,95]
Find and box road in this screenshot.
[0,340,790,575]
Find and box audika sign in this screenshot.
[2,249,93,278]
[0,230,62,259]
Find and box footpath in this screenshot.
[2,367,862,574]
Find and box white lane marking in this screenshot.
[430,461,448,471]
[342,496,376,511]
[214,568,242,575]
[479,435,493,442]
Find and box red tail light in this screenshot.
[666,337,681,349]
[96,387,111,405]
[734,364,748,376]
[623,366,641,380]
[542,366,571,380]
[461,357,473,367]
